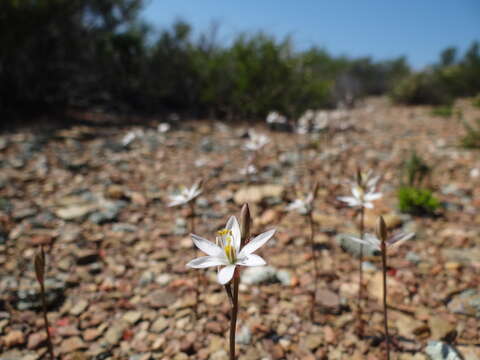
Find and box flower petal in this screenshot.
[346,235,370,247]
[217,265,236,284]
[352,186,362,200]
[363,202,374,209]
[364,234,381,250]
[365,192,382,201]
[388,232,415,247]
[237,254,266,266]
[226,216,241,250]
[186,256,227,268]
[239,229,275,256]
[191,234,223,256]
[337,196,360,207]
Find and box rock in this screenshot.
[441,248,480,266]
[147,290,177,308]
[70,299,89,316]
[235,325,251,345]
[406,251,422,264]
[3,329,25,348]
[60,336,87,353]
[425,341,462,360]
[393,312,428,339]
[315,289,341,314]
[75,250,100,266]
[447,289,480,318]
[302,333,322,351]
[241,266,277,285]
[55,204,95,221]
[104,322,127,345]
[233,185,284,205]
[428,317,457,341]
[83,327,104,342]
[123,311,142,325]
[150,317,169,333]
[365,212,403,229]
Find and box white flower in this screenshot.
[337,184,382,209]
[239,164,258,176]
[186,216,275,284]
[168,182,202,207]
[347,232,415,252]
[286,192,314,215]
[244,130,270,152]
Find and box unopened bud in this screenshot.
[34,246,45,284]
[356,167,363,187]
[240,203,251,247]
[376,216,388,242]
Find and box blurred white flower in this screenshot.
[239,164,258,176]
[286,192,314,215]
[266,111,287,124]
[244,130,270,152]
[122,129,143,147]
[186,216,275,284]
[168,182,202,207]
[347,232,415,252]
[157,123,171,133]
[338,185,382,209]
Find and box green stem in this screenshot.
[382,243,391,360]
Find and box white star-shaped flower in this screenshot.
[347,232,415,251]
[186,216,275,284]
[168,182,202,207]
[337,184,382,209]
[286,192,314,215]
[243,130,270,152]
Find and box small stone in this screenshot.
[302,333,323,351]
[315,289,341,314]
[428,317,457,341]
[75,250,100,266]
[83,327,103,342]
[70,299,89,316]
[104,322,127,345]
[425,341,462,360]
[123,311,142,325]
[235,325,251,345]
[60,336,87,353]
[27,332,47,350]
[150,317,169,333]
[447,289,480,318]
[3,330,25,347]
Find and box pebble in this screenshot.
[425,341,463,360]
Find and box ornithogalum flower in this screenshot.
[286,191,314,215]
[338,184,382,209]
[186,216,275,284]
[168,182,202,207]
[347,232,415,251]
[243,130,270,152]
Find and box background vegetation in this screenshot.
[1,0,479,122]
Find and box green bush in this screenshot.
[431,105,453,118]
[398,186,440,215]
[390,72,452,105]
[403,151,431,187]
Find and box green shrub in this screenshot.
[390,72,452,105]
[398,186,440,215]
[430,105,453,118]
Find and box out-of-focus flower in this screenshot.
[347,232,415,252]
[186,216,275,284]
[122,129,144,147]
[239,164,258,176]
[286,192,314,215]
[337,185,382,209]
[168,182,202,207]
[244,130,270,152]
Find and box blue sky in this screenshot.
[142,0,480,69]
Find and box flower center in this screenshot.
[217,229,236,264]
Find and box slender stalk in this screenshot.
[189,201,200,319]
[356,206,365,337]
[40,280,55,360]
[381,241,391,360]
[230,269,240,360]
[307,211,319,320]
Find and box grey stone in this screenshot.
[447,289,480,318]
[425,341,462,360]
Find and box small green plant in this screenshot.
[403,151,430,187]
[398,186,440,215]
[460,118,480,149]
[431,105,453,118]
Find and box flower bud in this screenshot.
[376,216,388,242]
[240,203,251,247]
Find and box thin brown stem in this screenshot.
[189,201,200,319]
[382,243,391,360]
[40,281,54,360]
[356,206,365,337]
[308,211,319,320]
[230,269,240,360]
